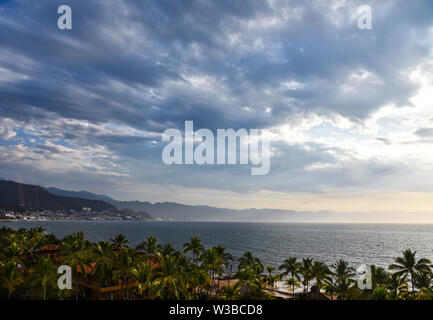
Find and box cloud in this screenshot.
[0,0,433,208]
[414,128,433,137]
[375,137,391,145]
[1,0,431,128]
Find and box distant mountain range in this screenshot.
[1,179,351,222]
[0,180,115,212]
[47,186,308,221]
[1,181,426,223]
[46,187,118,205]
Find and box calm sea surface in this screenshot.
[2,221,433,269]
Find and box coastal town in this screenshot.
[0,207,151,222]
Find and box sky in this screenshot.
[1,0,433,214]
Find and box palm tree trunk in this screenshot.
[43,283,47,300]
[211,270,215,295]
[123,272,128,299]
[411,274,415,293]
[292,276,295,296]
[215,278,221,297]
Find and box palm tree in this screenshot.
[299,258,314,292]
[332,259,356,281]
[110,234,129,249]
[233,252,264,298]
[372,287,388,300]
[113,247,139,299]
[279,257,301,296]
[386,272,408,299]
[214,245,233,292]
[263,266,278,289]
[236,252,265,298]
[190,266,212,299]
[325,275,354,300]
[0,261,22,299]
[323,278,337,299]
[201,247,225,295]
[157,243,177,257]
[3,233,25,263]
[183,236,204,262]
[413,271,432,291]
[28,256,58,300]
[389,249,431,292]
[214,245,233,270]
[326,259,356,300]
[417,287,433,300]
[370,265,389,290]
[90,241,115,293]
[311,261,330,289]
[61,231,90,300]
[266,266,275,276]
[238,251,263,273]
[136,236,158,257]
[235,265,263,298]
[222,284,239,299]
[153,253,186,299]
[264,274,280,290]
[27,227,46,251]
[130,262,153,298]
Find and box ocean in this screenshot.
[2,221,433,270]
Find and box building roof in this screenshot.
[39,244,60,251]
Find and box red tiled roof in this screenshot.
[39,244,60,251]
[77,262,97,275]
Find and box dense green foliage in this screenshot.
[1,227,433,300]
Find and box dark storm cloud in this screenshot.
[1,0,431,130]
